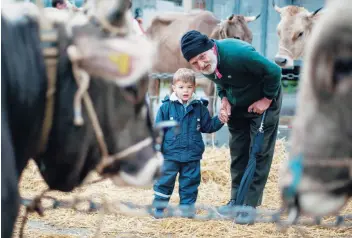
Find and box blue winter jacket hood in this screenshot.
[155,93,223,162]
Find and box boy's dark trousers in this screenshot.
[227,88,282,207]
[153,160,200,213]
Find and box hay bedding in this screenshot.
[14,139,351,237]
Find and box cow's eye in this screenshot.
[298,32,304,38]
[125,85,138,96]
[333,57,352,86]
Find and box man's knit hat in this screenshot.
[180,30,214,62]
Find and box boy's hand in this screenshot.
[219,97,231,123]
[219,109,228,123]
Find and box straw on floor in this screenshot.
[14,138,352,238]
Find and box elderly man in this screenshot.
[180,30,282,209]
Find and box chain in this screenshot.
[148,72,174,80]
[148,72,300,81]
[20,196,352,228]
[148,72,205,80]
[281,73,300,81]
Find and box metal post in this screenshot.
[206,0,213,12]
[233,0,241,14]
[260,0,269,56]
[183,0,193,12]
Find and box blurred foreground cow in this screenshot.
[280,0,352,220]
[273,0,323,68]
[1,1,163,237]
[146,10,260,117]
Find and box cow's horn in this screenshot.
[272,0,282,13]
[244,14,261,23]
[311,7,323,17]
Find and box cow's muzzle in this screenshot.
[104,120,179,187]
[274,56,287,66]
[274,55,294,68]
[111,149,164,187]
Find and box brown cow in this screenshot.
[273,1,323,68]
[279,0,352,219]
[146,10,260,118]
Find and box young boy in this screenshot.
[153,68,224,218]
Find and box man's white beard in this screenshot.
[200,50,218,75]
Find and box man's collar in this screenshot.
[212,41,222,79]
[212,40,221,67]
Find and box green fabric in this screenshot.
[228,88,282,207]
[203,39,282,107]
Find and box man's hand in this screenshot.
[248,97,272,114]
[219,97,231,123]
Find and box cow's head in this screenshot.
[273,1,323,68]
[216,13,261,43]
[279,1,352,219]
[28,0,165,191]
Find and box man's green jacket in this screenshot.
[203,39,282,107]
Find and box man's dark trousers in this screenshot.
[227,88,282,207]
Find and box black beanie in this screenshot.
[180,30,214,62]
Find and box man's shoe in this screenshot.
[217,199,237,216]
[235,205,256,225]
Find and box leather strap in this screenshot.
[37,28,58,153]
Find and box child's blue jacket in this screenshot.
[155,93,223,162]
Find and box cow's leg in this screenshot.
[1,116,20,238]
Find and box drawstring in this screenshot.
[258,111,267,133]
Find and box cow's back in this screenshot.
[146,11,219,73]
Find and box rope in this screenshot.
[19,189,50,238]
[67,45,110,159]
[19,195,352,230]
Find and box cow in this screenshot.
[1,1,163,237]
[146,10,260,118]
[273,0,323,68]
[279,0,352,220]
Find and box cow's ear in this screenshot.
[69,34,157,87]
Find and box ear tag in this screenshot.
[108,53,130,75]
